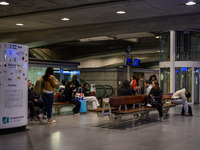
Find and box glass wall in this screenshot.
[175,67,192,102]
[176,31,200,61]
[160,32,170,62]
[194,68,199,104]
[160,68,170,93]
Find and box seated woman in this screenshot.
[82,83,100,109]
[149,80,164,122]
[64,81,81,114]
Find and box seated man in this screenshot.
[171,88,191,116]
[144,80,153,107]
[28,80,45,119]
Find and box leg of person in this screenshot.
[157,103,163,122]
[84,96,99,109]
[182,99,189,115]
[42,93,55,122]
[28,101,38,120]
[172,99,189,115]
[69,99,81,114]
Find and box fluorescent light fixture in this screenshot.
[155,35,160,39]
[61,18,70,21]
[186,1,196,5]
[0,1,9,5]
[79,36,114,42]
[116,11,126,14]
[16,23,24,26]
[157,50,160,53]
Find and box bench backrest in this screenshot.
[109,95,146,106]
[109,93,173,107]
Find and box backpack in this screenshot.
[181,105,193,116]
[33,77,44,96]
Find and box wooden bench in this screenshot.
[89,93,180,126]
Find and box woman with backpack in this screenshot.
[42,67,58,123]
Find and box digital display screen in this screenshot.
[134,59,140,66]
[126,58,132,66]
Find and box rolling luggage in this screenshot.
[79,99,87,113]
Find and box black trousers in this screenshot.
[33,100,45,110]
[68,99,81,114]
[157,103,163,117]
[28,101,36,118]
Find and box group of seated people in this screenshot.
[118,79,192,122]
[28,74,192,122]
[59,80,100,114]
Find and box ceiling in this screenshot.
[1,0,200,67]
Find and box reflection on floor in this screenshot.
[1,105,200,150]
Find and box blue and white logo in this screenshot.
[2,117,9,124]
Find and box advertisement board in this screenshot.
[0,43,28,129]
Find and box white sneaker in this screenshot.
[146,103,152,107]
[160,117,164,122]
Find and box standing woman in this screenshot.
[42,67,58,123]
[130,75,138,90]
[71,75,80,90]
[149,80,164,122]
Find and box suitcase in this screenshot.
[79,100,87,113]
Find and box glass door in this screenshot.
[194,68,200,104]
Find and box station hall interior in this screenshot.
[1,0,200,150]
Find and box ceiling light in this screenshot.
[116,11,126,14]
[157,50,160,53]
[186,1,196,5]
[155,35,160,39]
[61,18,70,21]
[0,1,9,5]
[16,23,24,26]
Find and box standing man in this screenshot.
[171,88,191,116]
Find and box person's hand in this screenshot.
[150,95,154,98]
[87,91,90,94]
[73,89,76,92]
[34,99,38,102]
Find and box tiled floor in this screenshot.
[0,105,200,150]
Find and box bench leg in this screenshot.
[54,107,62,114]
[110,114,121,126]
[164,108,170,119]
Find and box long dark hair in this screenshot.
[152,80,159,90]
[71,75,77,83]
[65,81,73,89]
[43,67,53,81]
[83,82,88,88]
[121,80,130,88]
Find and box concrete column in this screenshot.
[170,30,176,93]
[127,65,130,81]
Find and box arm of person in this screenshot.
[50,75,58,88]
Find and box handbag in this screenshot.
[151,99,158,107]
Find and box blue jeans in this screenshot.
[42,93,54,119]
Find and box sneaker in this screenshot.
[47,119,56,123]
[146,103,152,107]
[160,117,164,122]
